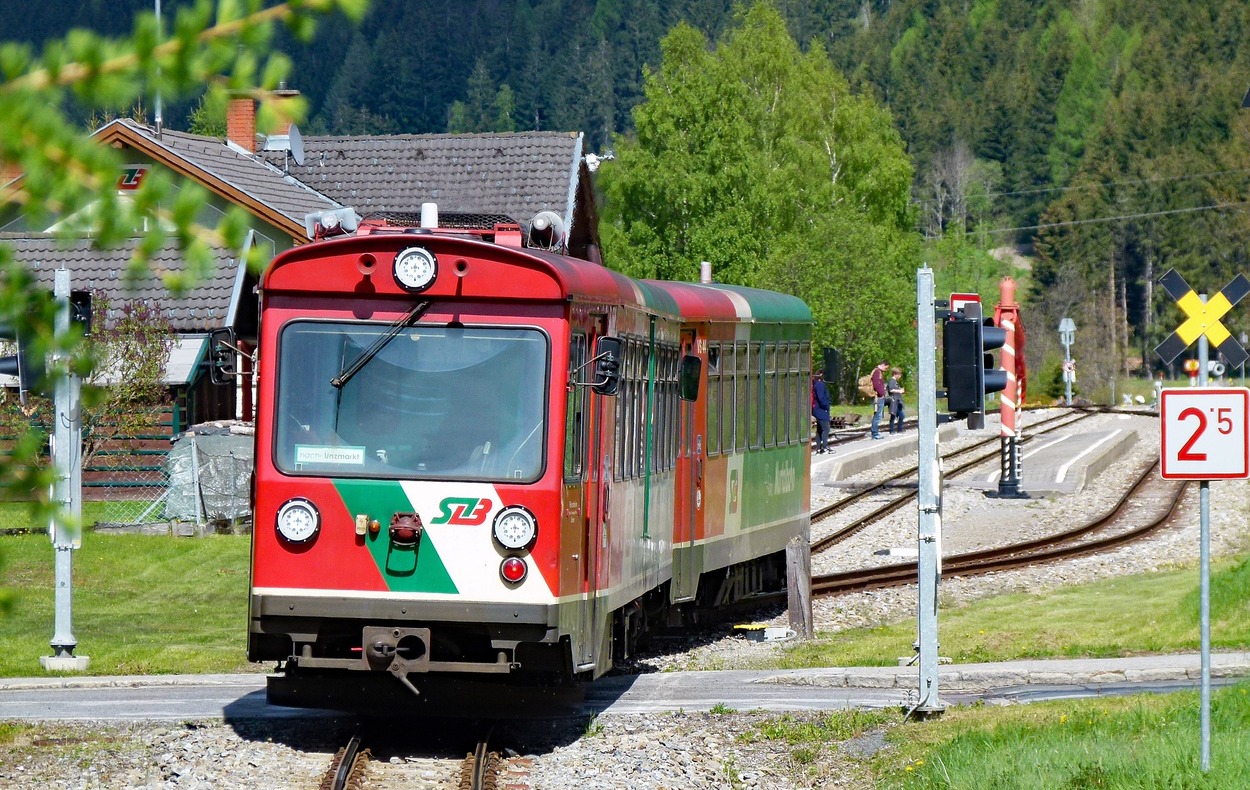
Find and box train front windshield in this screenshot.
[273,321,548,482]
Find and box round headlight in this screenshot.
[393,246,438,293]
[276,498,320,545]
[492,505,537,551]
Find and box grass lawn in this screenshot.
[743,682,1250,788]
[869,685,1250,787]
[775,554,1250,669]
[0,533,255,676]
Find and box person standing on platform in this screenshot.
[887,366,906,434]
[870,360,889,439]
[811,370,831,454]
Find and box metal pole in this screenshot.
[1196,303,1211,772]
[41,269,88,671]
[912,266,944,717]
[1241,332,1247,388]
[996,280,1026,498]
[190,433,206,527]
[1059,318,1075,405]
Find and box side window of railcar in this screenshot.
[789,343,801,444]
[616,337,632,481]
[565,334,587,481]
[797,343,811,443]
[747,342,761,450]
[707,344,721,457]
[634,337,645,478]
[639,339,653,474]
[669,342,681,467]
[734,343,748,452]
[780,345,790,447]
[795,342,808,444]
[655,345,675,470]
[760,345,770,447]
[777,343,789,445]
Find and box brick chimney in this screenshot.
[227,97,256,152]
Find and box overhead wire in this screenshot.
[979,199,1250,235]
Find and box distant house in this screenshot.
[0,95,602,428]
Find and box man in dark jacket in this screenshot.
[811,371,831,454]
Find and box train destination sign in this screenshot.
[1159,388,1250,480]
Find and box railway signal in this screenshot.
[0,319,46,406]
[941,301,1007,429]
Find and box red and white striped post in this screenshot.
[995,278,1027,498]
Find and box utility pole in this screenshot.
[39,269,89,672]
[912,266,944,717]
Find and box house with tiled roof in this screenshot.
[258,129,601,261]
[0,95,601,430]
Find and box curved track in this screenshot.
[810,408,1102,553]
[812,459,1186,596]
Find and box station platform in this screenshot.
[813,412,1147,496]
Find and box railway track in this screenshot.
[320,733,368,790]
[811,458,1186,596]
[317,732,504,790]
[809,408,1102,552]
[459,739,502,790]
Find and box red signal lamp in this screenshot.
[499,556,527,584]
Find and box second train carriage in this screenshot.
[246,207,812,710]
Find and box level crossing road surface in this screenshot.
[2,653,1248,722]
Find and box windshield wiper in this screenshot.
[331,300,432,389]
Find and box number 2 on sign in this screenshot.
[1176,406,1235,461]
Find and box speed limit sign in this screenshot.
[1160,388,1250,479]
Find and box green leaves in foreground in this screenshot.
[0,0,367,522]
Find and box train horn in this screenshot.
[529,211,565,250]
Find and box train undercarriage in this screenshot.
[261,550,788,715]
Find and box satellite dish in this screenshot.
[289,124,305,166]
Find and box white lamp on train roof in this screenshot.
[303,207,359,240]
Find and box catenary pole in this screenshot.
[912,266,944,717]
[40,269,88,671]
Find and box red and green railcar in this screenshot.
[246,208,812,711]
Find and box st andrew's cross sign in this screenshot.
[1154,269,1250,367]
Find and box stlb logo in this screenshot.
[117,166,147,190]
[432,497,492,525]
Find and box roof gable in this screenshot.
[259,130,601,259]
[94,119,342,241]
[268,130,581,218]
